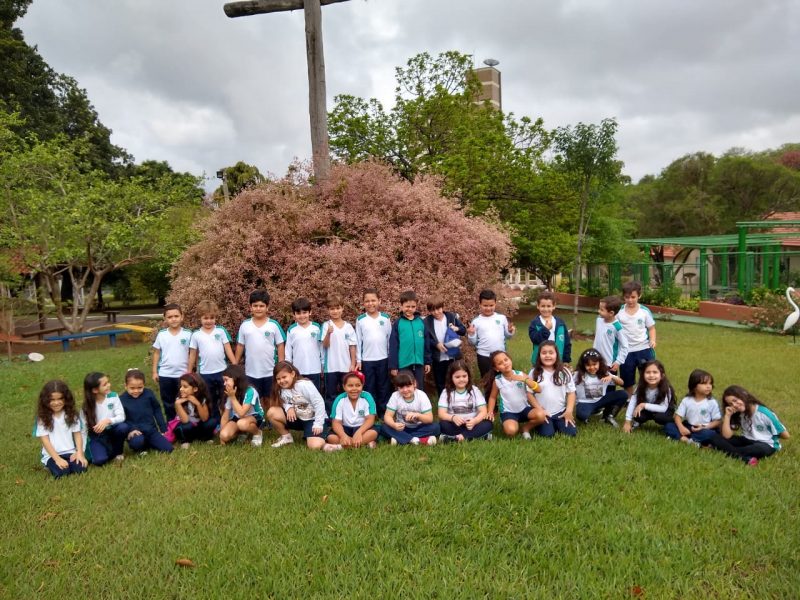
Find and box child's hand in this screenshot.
[691,424,704,432]
[54,456,69,470]
[600,375,614,383]
[563,413,575,428]
[287,408,297,423]
[128,429,142,440]
[341,434,353,448]
[424,365,431,374]
[633,403,646,418]
[452,415,465,427]
[467,323,476,336]
[93,418,110,434]
[352,432,363,447]
[679,424,691,437]
[543,316,554,330]
[390,369,398,377]
[325,323,333,338]
[393,421,405,431]
[610,362,620,373]
[437,343,447,354]
[622,421,633,433]
[448,323,459,331]
[311,424,322,436]
[725,405,738,416]
[71,452,87,467]
[405,412,418,423]
[152,371,159,383]
[224,380,236,397]
[355,362,362,372]
[508,322,516,334]
[650,340,657,349]
[464,417,475,430]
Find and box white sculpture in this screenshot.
[783,287,798,339]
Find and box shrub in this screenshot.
[168,162,513,329]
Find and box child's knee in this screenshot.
[529,408,547,425]
[503,421,519,437]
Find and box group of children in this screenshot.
[34,282,789,477]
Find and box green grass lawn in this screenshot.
[2,315,798,599]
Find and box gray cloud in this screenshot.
[20,0,800,186]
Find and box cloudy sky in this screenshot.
[20,0,800,188]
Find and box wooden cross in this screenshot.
[224,0,352,182]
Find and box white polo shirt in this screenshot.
[190,326,233,374]
[153,328,192,377]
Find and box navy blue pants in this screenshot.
[536,412,577,437]
[362,359,391,418]
[175,420,217,443]
[88,423,130,465]
[128,430,173,453]
[440,419,493,440]
[158,376,181,420]
[664,421,718,443]
[575,390,629,422]
[46,454,88,478]
[324,371,348,415]
[432,359,454,396]
[380,422,439,445]
[200,371,225,417]
[707,434,777,462]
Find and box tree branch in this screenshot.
[224,0,350,18]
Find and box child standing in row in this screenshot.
[219,364,264,446]
[593,295,629,374]
[234,289,286,400]
[355,288,392,418]
[389,290,430,391]
[324,372,378,451]
[623,360,675,433]
[35,380,87,478]
[82,372,129,465]
[152,303,192,420]
[322,295,357,413]
[285,297,323,391]
[665,369,721,445]
[120,369,173,454]
[618,281,657,394]
[573,348,627,427]
[189,300,235,416]
[268,361,328,450]
[381,370,439,445]
[528,290,572,366]
[174,373,217,448]
[485,350,546,439]
[469,289,515,377]
[530,341,577,437]
[438,360,492,442]
[708,385,790,465]
[425,296,467,395]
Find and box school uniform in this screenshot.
[331,391,377,437]
[664,396,721,443]
[532,367,577,437]
[356,312,392,417]
[528,315,572,364]
[278,379,328,439]
[708,406,787,462]
[85,392,130,465]
[496,370,537,423]
[322,320,357,413]
[224,387,265,428]
[35,414,87,478]
[237,318,286,399]
[624,387,674,427]
[424,312,467,395]
[617,306,655,388]
[381,390,439,444]
[189,325,233,415]
[389,313,431,390]
[573,373,628,422]
[153,327,192,419]
[467,312,513,376]
[593,317,629,369]
[285,322,323,391]
[438,385,492,440]
[120,389,174,453]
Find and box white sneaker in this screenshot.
[390,438,398,446]
[114,454,125,461]
[410,437,420,445]
[251,434,263,447]
[521,431,532,440]
[425,436,437,446]
[323,443,342,452]
[138,451,148,457]
[485,432,493,441]
[180,442,190,450]
[604,415,619,428]
[271,434,293,448]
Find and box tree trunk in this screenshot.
[224,0,349,18]
[304,0,331,183]
[573,188,589,331]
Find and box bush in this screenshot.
[168,162,513,329]
[750,290,794,330]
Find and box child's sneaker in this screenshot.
[425,436,437,446]
[747,457,759,467]
[138,451,148,457]
[368,440,377,449]
[114,454,125,462]
[604,414,619,428]
[323,443,342,452]
[521,431,532,440]
[251,434,263,447]
[410,437,420,445]
[485,432,493,441]
[271,434,293,448]
[180,442,191,450]
[390,438,398,446]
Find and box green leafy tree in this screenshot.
[552,118,623,327]
[212,161,266,202]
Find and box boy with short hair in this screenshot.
[424,296,466,395]
[152,303,192,420]
[188,300,236,418]
[467,289,515,377]
[593,295,629,374]
[322,295,357,413]
[234,289,286,399]
[285,297,323,391]
[617,281,656,394]
[528,290,572,366]
[355,288,392,418]
[388,290,431,390]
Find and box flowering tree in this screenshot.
[169,162,513,330]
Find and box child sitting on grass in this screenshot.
[530,341,577,437]
[664,369,721,446]
[324,371,378,451]
[484,350,546,440]
[35,380,87,478]
[174,373,217,448]
[120,369,173,454]
[622,360,675,434]
[267,361,328,450]
[437,360,492,442]
[381,370,439,446]
[218,364,264,447]
[82,372,128,465]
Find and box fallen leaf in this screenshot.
[321,495,329,503]
[730,528,738,535]
[175,558,195,568]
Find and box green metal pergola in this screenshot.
[629,220,800,299]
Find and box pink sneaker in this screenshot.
[747,457,759,467]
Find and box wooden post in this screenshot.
[304,0,331,182]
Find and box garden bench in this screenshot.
[20,326,67,340]
[104,310,121,323]
[116,323,155,342]
[45,329,133,352]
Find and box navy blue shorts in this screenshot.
[287,417,328,439]
[232,414,264,428]
[500,407,534,423]
[620,348,655,388]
